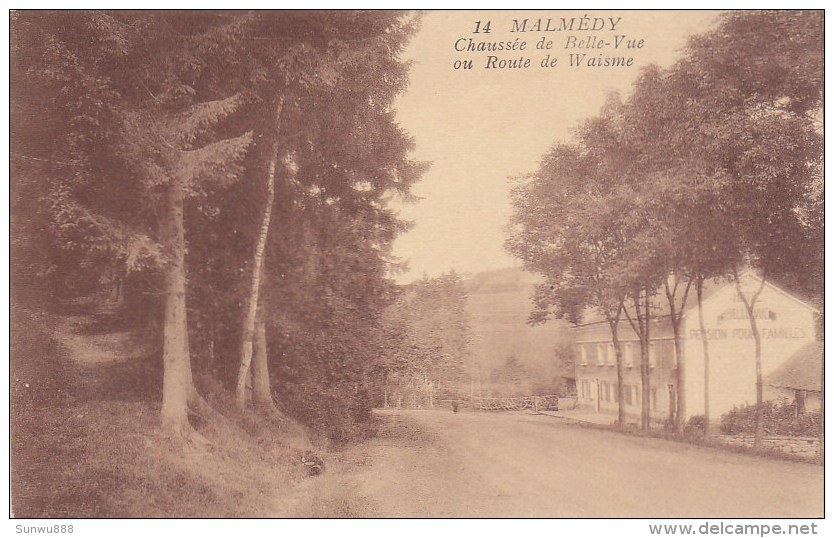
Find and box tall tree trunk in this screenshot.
[632,288,651,430]
[160,179,192,435]
[606,302,626,427]
[234,154,275,409]
[641,340,650,430]
[613,329,626,427]
[751,318,763,446]
[733,269,766,449]
[642,288,652,430]
[696,276,712,437]
[750,317,764,447]
[235,98,284,410]
[251,306,279,414]
[665,277,691,433]
[625,288,651,430]
[423,371,434,408]
[672,330,684,430]
[820,335,824,457]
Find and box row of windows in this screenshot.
[577,340,676,368]
[580,380,661,411]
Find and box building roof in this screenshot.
[765,342,823,392]
[574,276,726,327]
[572,270,818,328]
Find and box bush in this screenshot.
[720,401,822,437]
[684,414,706,436]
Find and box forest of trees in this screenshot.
[9,10,823,450]
[10,11,429,442]
[379,272,471,408]
[507,11,823,446]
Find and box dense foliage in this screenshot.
[507,11,823,438]
[379,272,471,407]
[10,10,425,440]
[721,402,823,438]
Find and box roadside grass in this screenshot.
[9,305,328,518]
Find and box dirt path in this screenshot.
[24,310,823,518]
[299,409,823,517]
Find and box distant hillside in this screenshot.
[462,267,541,295]
[461,268,573,395]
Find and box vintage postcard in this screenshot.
[9,9,824,525]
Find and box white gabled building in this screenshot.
[572,271,819,424]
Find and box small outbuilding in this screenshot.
[764,341,823,412]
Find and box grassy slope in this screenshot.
[10,304,321,518]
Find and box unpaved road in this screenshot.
[298,409,823,517]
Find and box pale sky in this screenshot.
[389,10,721,282]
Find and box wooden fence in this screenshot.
[473,394,560,412]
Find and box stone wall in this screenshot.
[720,434,822,458]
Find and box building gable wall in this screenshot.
[682,273,817,421]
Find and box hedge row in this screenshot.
[720,401,823,437]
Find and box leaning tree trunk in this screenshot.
[235,99,284,411]
[160,179,193,436]
[696,277,712,437]
[235,150,277,410]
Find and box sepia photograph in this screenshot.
[8,8,824,522]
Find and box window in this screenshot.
[655,340,674,368]
[667,340,679,367]
[586,343,598,365]
[649,342,657,368]
[607,343,615,365]
[580,344,588,365]
[597,343,606,365]
[623,384,633,405]
[624,342,634,367]
[604,383,611,402]
[657,340,669,368]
